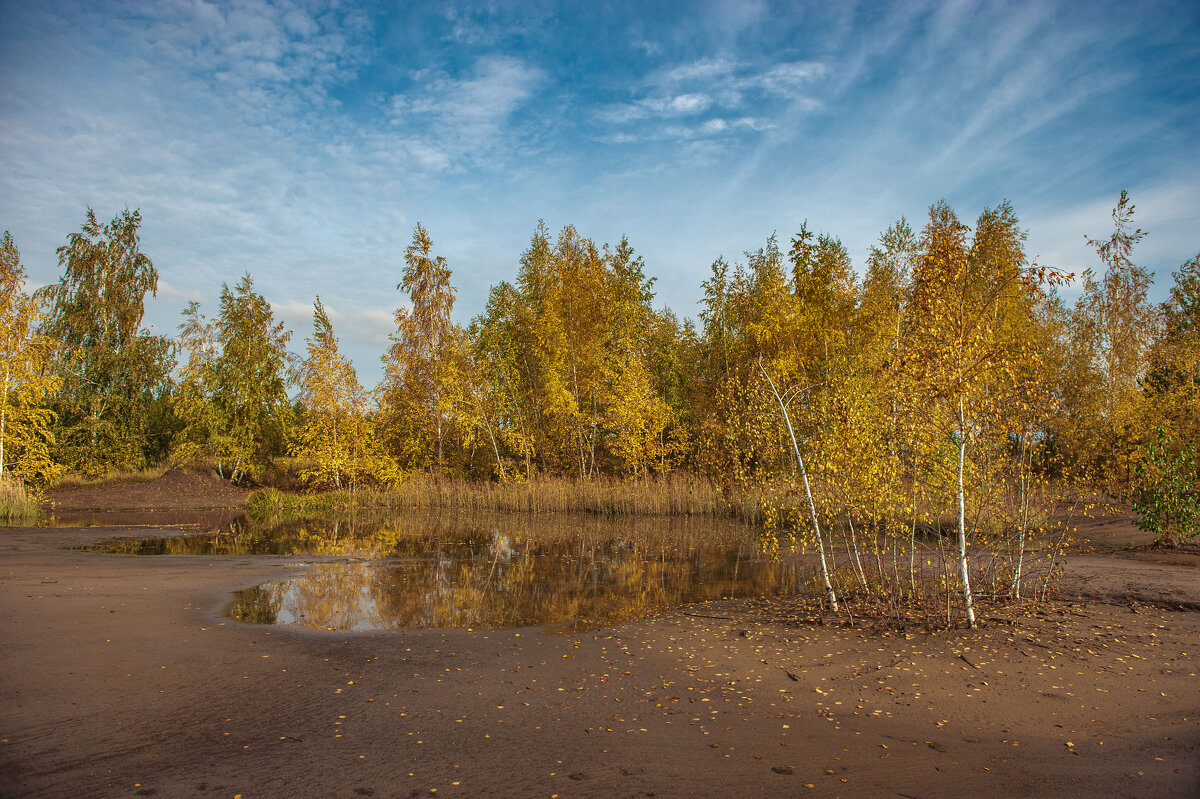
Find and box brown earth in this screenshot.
[43,469,252,513]
[1,484,1198,798]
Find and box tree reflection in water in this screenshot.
[229,516,815,631]
[80,511,816,631]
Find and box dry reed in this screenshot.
[251,472,766,523]
[371,472,759,519]
[0,474,40,523]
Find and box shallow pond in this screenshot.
[78,511,812,632]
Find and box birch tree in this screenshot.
[39,208,173,473]
[472,283,538,478]
[208,274,293,481]
[171,300,220,466]
[293,298,390,490]
[1066,191,1157,479]
[379,224,459,470]
[904,200,1058,626]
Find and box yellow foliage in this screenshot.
[0,231,63,486]
[293,298,394,490]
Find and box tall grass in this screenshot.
[0,474,40,523]
[378,472,747,517]
[250,472,766,523]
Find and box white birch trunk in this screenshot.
[1012,437,1028,599]
[758,360,838,612]
[847,516,869,592]
[957,397,976,628]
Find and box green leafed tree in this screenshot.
[38,208,173,474]
[208,273,294,482]
[171,300,221,466]
[1131,426,1199,545]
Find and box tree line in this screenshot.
[2,196,1197,532]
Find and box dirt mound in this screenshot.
[44,468,252,512]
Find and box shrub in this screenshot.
[1131,427,1200,545]
[0,474,39,523]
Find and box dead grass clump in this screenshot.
[369,472,746,518]
[0,474,39,523]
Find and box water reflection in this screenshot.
[79,511,812,631]
[47,508,247,531]
[74,517,388,557]
[230,532,808,632]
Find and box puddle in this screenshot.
[228,538,810,632]
[45,508,248,531]
[77,511,810,631]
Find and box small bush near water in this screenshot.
[1,474,39,523]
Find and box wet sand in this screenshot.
[1,522,1198,799]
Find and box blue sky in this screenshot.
[2,0,1198,386]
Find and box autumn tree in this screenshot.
[601,237,685,477]
[293,298,391,490]
[903,200,1060,626]
[471,283,538,478]
[789,222,857,371]
[789,225,880,564]
[1143,253,1200,453]
[860,218,918,380]
[0,232,62,485]
[856,219,925,590]
[452,321,512,480]
[39,208,173,474]
[1062,191,1157,480]
[510,223,609,477]
[758,358,840,611]
[694,236,800,480]
[471,223,684,479]
[379,224,460,470]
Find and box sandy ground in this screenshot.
[1,509,1198,797]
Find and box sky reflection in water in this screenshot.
[82,512,812,631]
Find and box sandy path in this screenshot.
[1,525,1197,798]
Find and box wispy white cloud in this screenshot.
[123,0,368,124]
[665,57,739,83]
[756,61,828,93]
[1028,175,1200,296]
[631,38,661,56]
[273,299,318,332]
[659,57,826,99]
[1,0,1195,389]
[597,57,826,146]
[598,92,713,123]
[343,307,399,348]
[387,54,545,170]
